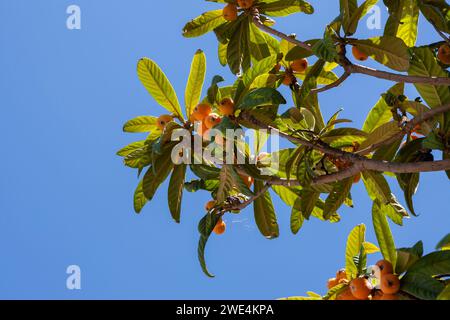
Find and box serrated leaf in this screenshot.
[185,50,206,117]
[123,116,159,133]
[183,10,226,38]
[134,180,148,214]
[137,58,183,119]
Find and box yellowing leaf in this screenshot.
[137,58,183,119]
[350,36,410,71]
[185,50,206,117]
[345,224,366,279]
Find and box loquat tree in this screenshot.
[118,0,450,300]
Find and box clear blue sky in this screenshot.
[0,1,449,299]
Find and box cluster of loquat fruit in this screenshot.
[279,58,309,86]
[222,0,255,22]
[157,94,256,237]
[328,260,401,300]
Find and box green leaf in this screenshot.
[407,251,450,277]
[142,150,174,201]
[134,180,148,214]
[295,68,339,85]
[242,54,278,88]
[238,88,286,109]
[345,224,366,279]
[349,36,410,71]
[363,241,380,254]
[137,58,183,119]
[183,10,226,38]
[272,185,341,223]
[227,19,249,74]
[436,234,450,251]
[254,181,279,239]
[299,190,320,220]
[362,171,393,204]
[437,284,450,300]
[218,42,228,66]
[384,0,420,47]
[323,178,353,220]
[394,139,423,216]
[123,116,159,133]
[117,141,146,157]
[197,212,223,278]
[321,128,368,148]
[419,1,450,34]
[409,47,450,111]
[168,165,186,223]
[312,34,338,62]
[359,121,402,151]
[340,0,358,35]
[207,75,225,105]
[248,23,272,61]
[396,241,423,274]
[345,0,379,36]
[260,0,314,17]
[285,39,320,61]
[372,200,397,269]
[290,199,305,235]
[185,50,206,117]
[383,195,408,226]
[216,165,253,203]
[401,272,445,300]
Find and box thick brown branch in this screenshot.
[239,112,450,186]
[252,15,450,86]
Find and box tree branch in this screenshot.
[311,72,351,93]
[356,103,450,155]
[251,14,450,86]
[239,111,450,186]
[221,182,271,212]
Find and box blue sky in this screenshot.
[0,0,449,299]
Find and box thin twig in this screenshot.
[251,13,450,86]
[222,182,272,212]
[357,103,450,155]
[312,72,351,93]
